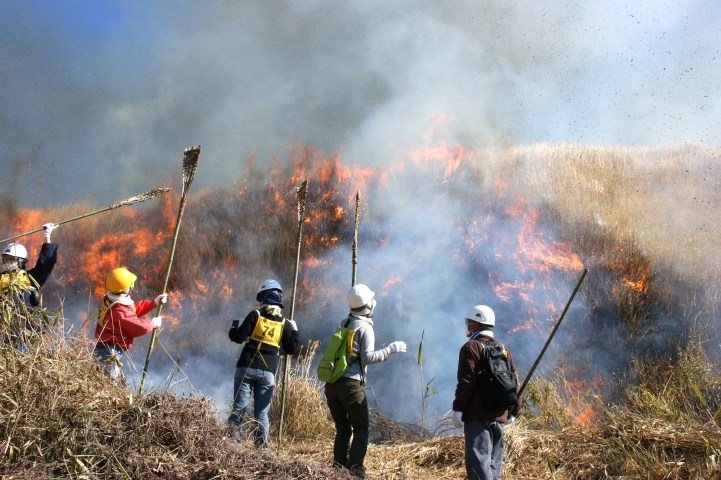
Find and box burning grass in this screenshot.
[2,141,721,478]
[0,300,352,479]
[1,294,721,478]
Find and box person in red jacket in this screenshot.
[93,267,167,381]
[452,305,522,480]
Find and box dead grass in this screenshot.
[3,143,721,479]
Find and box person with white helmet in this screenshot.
[228,278,299,449]
[324,283,407,479]
[93,267,167,380]
[452,305,522,480]
[1,223,59,308]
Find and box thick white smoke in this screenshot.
[1,1,719,207]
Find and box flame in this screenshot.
[380,275,402,292]
[611,256,653,294]
[1,121,600,426]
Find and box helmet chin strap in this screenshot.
[1,260,22,273]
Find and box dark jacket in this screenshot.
[229,306,299,373]
[452,334,522,422]
[1,242,59,307]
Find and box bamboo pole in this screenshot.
[138,146,201,394]
[518,267,588,397]
[276,179,308,454]
[351,191,360,286]
[0,188,172,244]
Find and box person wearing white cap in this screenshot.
[1,223,59,308]
[452,305,522,480]
[324,283,406,479]
[228,279,299,450]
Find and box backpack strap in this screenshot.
[343,317,366,383]
[471,336,505,380]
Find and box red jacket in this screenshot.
[452,334,522,422]
[94,297,156,350]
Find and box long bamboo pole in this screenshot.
[518,267,588,397]
[351,191,360,286]
[0,188,172,244]
[138,146,201,394]
[276,179,308,454]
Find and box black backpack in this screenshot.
[475,338,518,410]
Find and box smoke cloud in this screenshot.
[1,1,719,206]
[2,1,719,425]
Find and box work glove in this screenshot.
[151,316,162,328]
[42,223,57,241]
[154,293,168,306]
[387,341,406,354]
[452,411,464,429]
[286,319,298,331]
[506,415,516,424]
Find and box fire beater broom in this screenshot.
[138,146,201,394]
[0,188,172,244]
[518,267,589,398]
[276,179,308,454]
[351,190,360,287]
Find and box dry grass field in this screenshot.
[1,143,720,479]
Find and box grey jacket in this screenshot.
[342,314,390,381]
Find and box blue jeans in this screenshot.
[229,366,275,448]
[465,420,505,480]
[94,344,124,381]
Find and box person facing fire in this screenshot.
[228,279,299,450]
[1,223,59,308]
[452,305,522,480]
[93,267,166,380]
[324,284,407,479]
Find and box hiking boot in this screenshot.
[348,464,368,479]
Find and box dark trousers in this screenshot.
[325,377,368,468]
[465,420,505,480]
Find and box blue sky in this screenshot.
[1,0,720,205]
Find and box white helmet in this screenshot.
[257,279,282,294]
[2,243,28,261]
[464,305,495,327]
[348,284,375,309]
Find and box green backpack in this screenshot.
[316,319,357,383]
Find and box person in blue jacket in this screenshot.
[228,279,299,449]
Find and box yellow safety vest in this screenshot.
[0,271,34,292]
[97,298,136,328]
[250,315,285,348]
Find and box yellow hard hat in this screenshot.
[106,267,137,293]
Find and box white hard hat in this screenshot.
[2,243,28,261]
[257,279,282,294]
[348,284,375,309]
[464,305,495,327]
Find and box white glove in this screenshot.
[387,341,406,354]
[452,411,464,429]
[154,293,168,306]
[42,223,57,241]
[151,316,162,328]
[506,415,516,424]
[286,319,298,331]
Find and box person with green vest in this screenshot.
[324,284,406,479]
